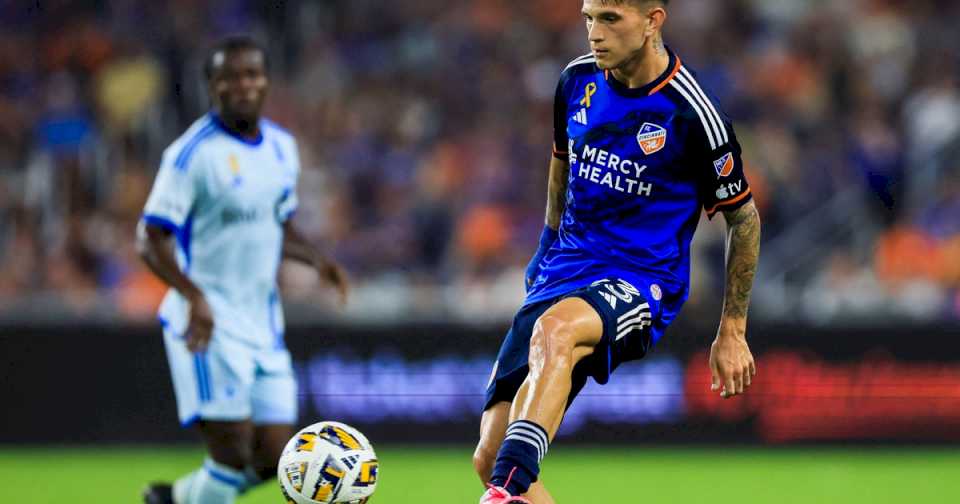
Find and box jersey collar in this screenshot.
[603,46,681,98]
[209,112,264,146]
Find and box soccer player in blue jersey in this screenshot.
[138,36,348,504]
[476,1,761,502]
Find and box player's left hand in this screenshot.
[709,325,756,399]
[317,259,349,307]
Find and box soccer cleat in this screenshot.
[142,482,174,504]
[480,484,531,503]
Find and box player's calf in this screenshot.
[475,402,511,483]
[474,443,497,483]
[163,420,254,504]
[251,424,295,482]
[199,420,254,470]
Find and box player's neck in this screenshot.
[216,112,261,141]
[610,38,670,90]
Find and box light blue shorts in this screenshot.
[161,321,298,427]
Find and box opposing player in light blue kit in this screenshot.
[138,36,348,504]
[476,1,762,502]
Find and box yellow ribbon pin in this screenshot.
[580,82,598,108]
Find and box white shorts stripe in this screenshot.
[616,302,650,323]
[669,80,718,150]
[678,67,728,144]
[616,312,651,332]
[616,319,652,341]
[674,72,724,149]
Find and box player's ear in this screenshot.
[645,5,667,36]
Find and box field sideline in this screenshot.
[1,446,957,503]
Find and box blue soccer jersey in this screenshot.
[526,49,752,345]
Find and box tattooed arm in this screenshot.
[721,200,761,319]
[708,200,761,399]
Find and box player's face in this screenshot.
[582,0,658,69]
[209,48,268,121]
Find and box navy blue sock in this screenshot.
[490,420,549,496]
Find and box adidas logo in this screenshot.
[601,291,617,309]
[573,108,588,125]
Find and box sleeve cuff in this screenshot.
[705,189,753,219]
[142,214,181,233]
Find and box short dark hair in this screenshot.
[600,0,669,6]
[203,35,267,81]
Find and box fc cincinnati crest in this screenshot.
[636,123,667,155]
[713,152,734,177]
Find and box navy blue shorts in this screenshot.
[483,278,655,411]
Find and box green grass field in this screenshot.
[1,446,957,503]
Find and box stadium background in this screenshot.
[1,0,958,502]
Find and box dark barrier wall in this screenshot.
[2,322,959,445]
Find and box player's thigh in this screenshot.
[252,423,296,478]
[197,419,255,469]
[474,401,510,480]
[484,300,556,411]
[529,297,604,371]
[251,347,298,426]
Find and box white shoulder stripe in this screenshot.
[677,67,729,144]
[669,80,719,150]
[564,54,596,71]
[568,52,594,64]
[674,73,724,149]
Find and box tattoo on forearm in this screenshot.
[722,202,761,319]
[546,161,570,229]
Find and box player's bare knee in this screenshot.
[472,443,497,481]
[530,315,577,375]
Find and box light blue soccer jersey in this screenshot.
[143,113,300,349]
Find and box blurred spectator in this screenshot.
[0,0,958,322]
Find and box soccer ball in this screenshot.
[277,421,379,504]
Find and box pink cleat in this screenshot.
[480,468,531,504]
[479,484,531,504]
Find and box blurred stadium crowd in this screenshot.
[0,0,958,323]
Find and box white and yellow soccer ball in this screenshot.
[278,421,379,504]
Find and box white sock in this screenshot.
[184,459,244,504]
[172,469,200,504]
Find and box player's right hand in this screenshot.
[709,330,756,399]
[186,291,214,352]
